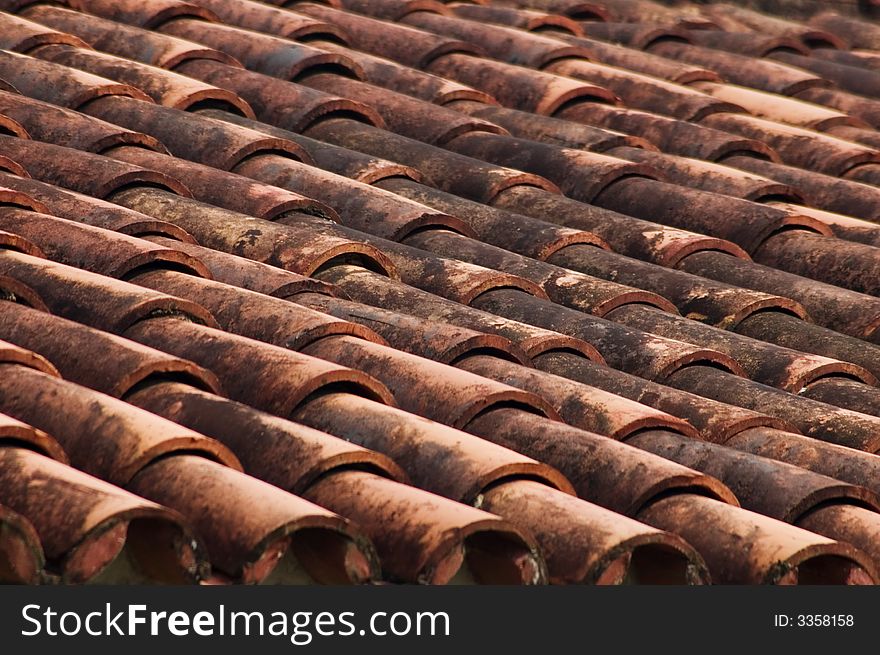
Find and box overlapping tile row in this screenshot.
[3,0,880,584]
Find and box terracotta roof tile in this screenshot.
[776,201,880,247]
[206,110,426,183]
[312,264,606,361]
[32,44,255,114]
[684,27,812,57]
[297,2,483,68]
[679,249,880,341]
[627,429,880,523]
[0,338,56,375]
[532,351,796,441]
[478,479,709,584]
[0,77,19,95]
[303,334,549,424]
[0,447,207,583]
[591,175,832,254]
[303,74,508,143]
[727,427,880,496]
[458,354,699,438]
[126,381,405,494]
[185,0,349,42]
[450,99,653,150]
[83,95,312,168]
[0,172,196,241]
[310,41,499,104]
[607,304,878,391]
[290,392,570,502]
[825,124,880,150]
[636,493,875,584]
[698,4,847,49]
[5,0,880,585]
[144,235,340,298]
[158,18,365,80]
[127,455,380,583]
[0,10,91,52]
[795,86,880,130]
[22,5,241,68]
[427,54,618,114]
[174,58,384,128]
[61,0,219,29]
[582,0,709,25]
[296,292,532,364]
[559,101,781,160]
[647,39,825,95]
[700,111,880,175]
[801,378,880,417]
[378,177,602,252]
[302,470,545,584]
[304,117,558,202]
[546,245,805,329]
[464,407,737,516]
[733,311,880,384]
[690,81,861,130]
[810,47,880,71]
[0,221,46,252]
[0,208,210,279]
[0,499,43,583]
[753,230,880,297]
[556,32,719,83]
[0,411,66,462]
[795,504,880,579]
[0,49,153,108]
[667,365,880,453]
[0,360,239,484]
[809,11,880,49]
[108,149,338,221]
[493,185,750,266]
[725,154,880,221]
[123,316,396,413]
[0,110,28,138]
[0,296,409,500]
[402,228,675,315]
[561,64,737,124]
[470,288,746,380]
[0,264,48,308]
[0,249,214,330]
[444,130,654,201]
[110,183,402,276]
[0,300,220,397]
[488,0,610,22]
[450,3,585,35]
[0,90,166,153]
[605,145,803,200]
[579,20,694,49]
[402,10,591,67]
[0,134,191,197]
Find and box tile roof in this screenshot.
[4,0,880,585]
